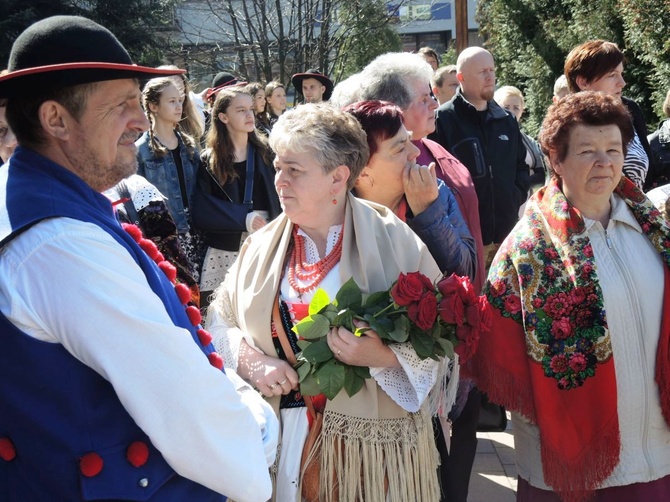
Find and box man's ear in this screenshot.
[38,100,71,141]
[456,72,465,84]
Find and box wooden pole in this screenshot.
[455,0,469,54]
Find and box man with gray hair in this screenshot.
[355,51,485,502]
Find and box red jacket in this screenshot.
[422,138,485,293]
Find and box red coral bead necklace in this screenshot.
[288,225,343,296]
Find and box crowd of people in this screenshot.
[1,13,670,502]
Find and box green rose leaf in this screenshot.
[317,359,346,400]
[294,313,331,340]
[343,366,366,397]
[299,372,322,396]
[353,365,371,379]
[388,315,410,343]
[335,277,362,310]
[363,290,390,310]
[296,360,312,381]
[309,288,331,316]
[302,339,334,363]
[410,329,436,359]
[333,309,355,331]
[437,338,455,359]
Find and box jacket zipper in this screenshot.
[604,228,655,477]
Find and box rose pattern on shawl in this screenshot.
[485,182,611,390]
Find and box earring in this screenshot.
[331,190,337,205]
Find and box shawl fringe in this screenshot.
[473,312,536,423]
[302,409,439,502]
[428,353,459,418]
[542,414,620,502]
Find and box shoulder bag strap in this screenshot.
[272,294,317,420]
[243,144,255,205]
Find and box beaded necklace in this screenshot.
[287,225,343,297]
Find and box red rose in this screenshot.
[408,291,438,331]
[437,273,459,297]
[478,297,493,333]
[503,295,522,314]
[439,292,465,326]
[465,303,481,330]
[457,276,477,304]
[550,317,572,340]
[391,272,432,306]
[455,324,480,362]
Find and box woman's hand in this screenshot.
[404,162,439,216]
[326,320,401,369]
[237,339,299,397]
[251,215,267,232]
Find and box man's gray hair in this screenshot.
[358,52,433,110]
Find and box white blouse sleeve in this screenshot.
[369,343,441,413]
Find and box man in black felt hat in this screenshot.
[0,16,276,501]
[291,69,333,103]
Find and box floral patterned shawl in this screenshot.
[474,177,670,502]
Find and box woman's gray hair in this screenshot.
[330,73,364,109]
[358,52,434,110]
[269,103,369,189]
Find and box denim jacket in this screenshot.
[136,131,200,234]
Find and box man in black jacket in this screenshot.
[430,47,530,267]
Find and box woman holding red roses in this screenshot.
[207,104,450,502]
[476,92,670,501]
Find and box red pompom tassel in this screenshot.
[197,328,213,346]
[122,223,143,242]
[174,283,191,305]
[155,251,165,263]
[126,441,150,468]
[158,261,177,283]
[0,438,16,461]
[208,351,224,370]
[185,305,202,326]
[138,239,159,260]
[80,452,104,477]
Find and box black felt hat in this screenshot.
[205,72,247,101]
[0,16,184,99]
[291,69,334,101]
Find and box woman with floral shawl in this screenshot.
[474,92,670,502]
[207,104,453,502]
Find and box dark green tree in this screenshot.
[331,0,402,80]
[0,0,177,69]
[476,0,670,136]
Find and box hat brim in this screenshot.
[205,80,248,101]
[0,62,185,99]
[291,73,334,101]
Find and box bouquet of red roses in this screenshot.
[292,272,492,399]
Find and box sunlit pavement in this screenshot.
[468,413,517,501]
